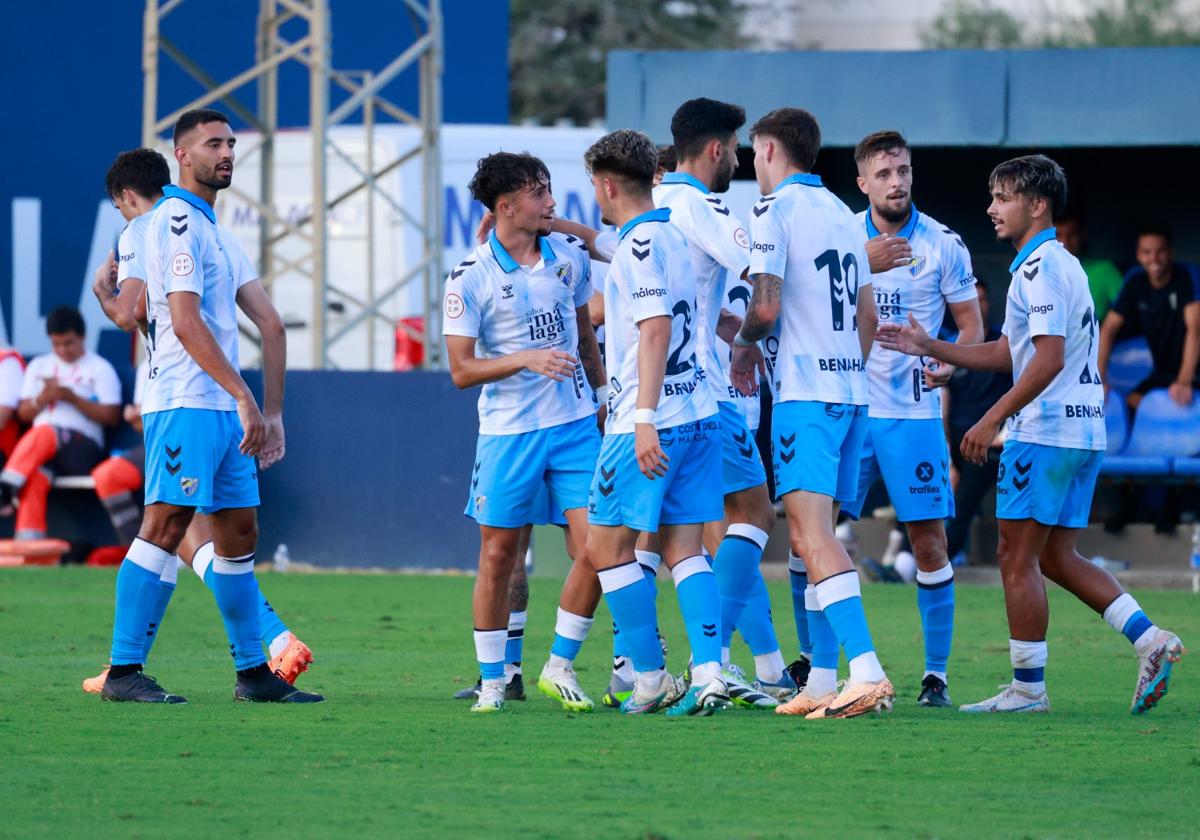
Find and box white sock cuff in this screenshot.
[598,561,645,593]
[1009,638,1048,669]
[1101,593,1139,632]
[159,555,180,585]
[191,541,215,580]
[815,571,861,609]
[804,584,820,612]
[916,564,954,586]
[127,538,171,575]
[473,628,507,663]
[507,610,528,631]
[555,608,594,642]
[670,555,712,587]
[212,552,256,575]
[727,523,770,550]
[788,552,807,574]
[634,550,662,573]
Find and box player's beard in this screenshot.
[875,195,911,225]
[711,158,735,194]
[197,162,233,192]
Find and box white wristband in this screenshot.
[733,332,755,348]
[595,385,610,404]
[634,408,656,426]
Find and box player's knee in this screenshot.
[909,525,947,566]
[138,509,192,550]
[479,541,518,578]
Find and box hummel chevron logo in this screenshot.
[632,238,650,261]
[752,200,775,217]
[1013,476,1030,491]
[599,482,615,498]
[600,465,616,481]
[1024,266,1039,280]
[450,260,476,280]
[702,622,717,638]
[734,429,748,445]
[171,222,188,236]
[738,443,754,459]
[166,462,181,476]
[1026,257,1042,265]
[1014,460,1032,475]
[779,433,795,447]
[166,445,182,459]
[705,197,731,216]
[780,450,795,464]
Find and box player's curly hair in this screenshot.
[670,98,745,162]
[749,108,821,173]
[583,129,658,193]
[989,155,1068,218]
[468,152,551,212]
[854,130,909,167]
[105,148,171,203]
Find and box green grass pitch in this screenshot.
[0,567,1196,838]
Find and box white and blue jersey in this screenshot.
[116,213,151,288]
[443,231,599,527]
[140,185,259,512]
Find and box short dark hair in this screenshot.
[46,306,85,337]
[670,98,746,162]
[657,145,677,174]
[749,108,821,172]
[174,109,230,146]
[988,155,1068,219]
[854,130,909,167]
[105,148,171,202]
[1137,222,1173,246]
[584,129,658,193]
[467,152,551,212]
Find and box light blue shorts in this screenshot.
[843,417,955,522]
[530,482,568,527]
[588,415,723,532]
[719,401,767,495]
[996,439,1102,528]
[465,415,600,529]
[772,401,867,502]
[143,408,260,514]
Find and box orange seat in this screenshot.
[86,545,130,567]
[0,538,71,567]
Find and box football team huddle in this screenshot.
[445,98,1185,719]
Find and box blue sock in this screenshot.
[817,572,877,661]
[209,553,267,670]
[141,580,176,662]
[258,592,290,651]
[789,553,812,657]
[614,556,658,661]
[916,566,955,675]
[671,556,723,668]
[109,540,172,666]
[505,610,527,666]
[712,525,768,650]
[550,609,593,662]
[736,570,781,656]
[598,562,663,672]
[807,602,839,671]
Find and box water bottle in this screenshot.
[1190,524,1200,593]
[274,543,291,573]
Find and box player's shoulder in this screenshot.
[915,211,968,253]
[447,242,491,285]
[545,231,590,264]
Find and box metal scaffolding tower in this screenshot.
[142,0,444,369]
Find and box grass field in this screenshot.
[1,567,1196,839]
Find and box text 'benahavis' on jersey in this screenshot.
[442,231,596,435]
[860,206,977,418]
[1003,227,1106,451]
[653,172,751,405]
[140,185,257,415]
[749,173,871,405]
[602,207,717,433]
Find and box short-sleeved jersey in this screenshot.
[749,173,871,405]
[0,350,23,410]
[116,213,150,288]
[1002,228,1105,451]
[720,272,761,428]
[653,173,751,400]
[442,231,595,436]
[859,207,978,419]
[141,186,256,416]
[1111,261,1200,382]
[19,351,122,446]
[602,207,716,434]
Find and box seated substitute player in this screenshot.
[583,129,728,717]
[878,155,1184,714]
[101,109,321,703]
[730,107,894,720]
[0,308,121,535]
[0,344,24,468]
[444,151,607,714]
[840,131,985,707]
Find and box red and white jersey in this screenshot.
[20,351,122,446]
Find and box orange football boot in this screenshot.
[268,634,313,685]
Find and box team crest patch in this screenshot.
[474,495,486,513]
[180,477,199,497]
[556,264,572,286]
[907,255,926,275]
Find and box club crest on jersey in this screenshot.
[555,264,572,286]
[180,477,199,497]
[474,495,487,513]
[907,255,926,275]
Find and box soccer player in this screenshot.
[444,151,606,713]
[839,131,985,707]
[102,109,321,703]
[584,129,728,716]
[878,155,1185,714]
[652,98,791,706]
[730,108,895,720]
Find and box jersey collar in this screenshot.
[155,185,216,223]
[488,230,556,273]
[774,172,823,191]
[618,207,672,241]
[865,204,920,241]
[1008,226,1057,273]
[659,171,710,194]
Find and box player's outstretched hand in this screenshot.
[730,342,765,397]
[865,233,913,274]
[522,349,576,381]
[923,360,954,389]
[92,250,117,301]
[237,396,267,457]
[259,413,286,469]
[475,211,496,245]
[960,414,1001,466]
[635,423,669,479]
[876,313,932,357]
